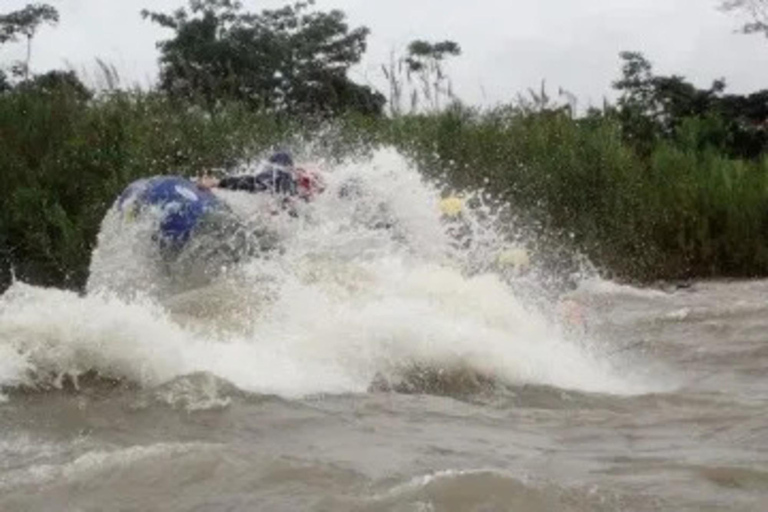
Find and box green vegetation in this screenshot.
[0,3,58,81]
[0,89,297,290]
[720,0,768,37]
[1,0,768,292]
[142,0,384,115]
[385,108,768,281]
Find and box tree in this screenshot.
[720,0,768,37]
[142,0,385,115]
[613,53,724,148]
[381,39,461,115]
[0,4,59,81]
[15,70,92,101]
[612,52,768,158]
[0,70,10,93]
[405,40,461,112]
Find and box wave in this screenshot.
[0,149,655,399]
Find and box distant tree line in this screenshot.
[1,0,387,115]
[141,0,385,116]
[2,0,766,148]
[599,52,768,159]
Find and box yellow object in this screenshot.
[439,196,464,217]
[496,247,531,271]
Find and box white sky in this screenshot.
[1,0,767,108]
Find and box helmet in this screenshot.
[439,196,464,218]
[268,151,294,168]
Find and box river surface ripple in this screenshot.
[1,280,767,511]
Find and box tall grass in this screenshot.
[2,88,768,292]
[379,107,768,280]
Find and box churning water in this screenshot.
[0,149,766,511]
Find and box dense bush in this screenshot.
[377,107,768,280]
[1,86,768,293]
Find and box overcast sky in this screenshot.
[1,0,767,108]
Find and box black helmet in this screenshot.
[269,151,294,167]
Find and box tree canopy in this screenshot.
[610,52,768,158]
[142,0,385,115]
[0,3,59,80]
[721,0,768,37]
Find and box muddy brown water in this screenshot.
[0,280,766,511]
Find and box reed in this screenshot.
[376,107,768,280]
[2,88,767,292]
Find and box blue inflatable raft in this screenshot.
[118,176,228,252]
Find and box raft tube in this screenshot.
[117,176,226,250]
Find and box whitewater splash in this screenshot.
[0,149,649,398]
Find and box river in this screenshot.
[0,151,766,511]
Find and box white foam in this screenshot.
[375,468,518,500]
[0,283,197,389]
[575,277,668,299]
[0,149,654,397]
